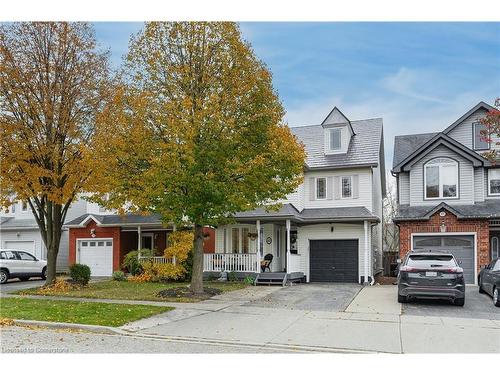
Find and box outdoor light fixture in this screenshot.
[90,228,96,238]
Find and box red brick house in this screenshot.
[392,102,500,284]
[66,213,214,276]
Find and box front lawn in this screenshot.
[0,297,173,327]
[19,280,248,302]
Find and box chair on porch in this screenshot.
[260,253,273,272]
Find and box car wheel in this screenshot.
[19,277,30,282]
[398,293,407,303]
[493,288,500,307]
[41,267,47,280]
[478,277,486,294]
[454,297,465,307]
[0,269,9,284]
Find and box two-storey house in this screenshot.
[204,107,386,285]
[392,102,500,285]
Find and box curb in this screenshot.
[12,319,127,335]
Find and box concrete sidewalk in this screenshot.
[345,285,401,315]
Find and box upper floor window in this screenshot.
[473,122,489,150]
[424,158,458,199]
[21,200,28,212]
[488,169,500,196]
[341,176,352,198]
[329,128,342,151]
[316,177,327,200]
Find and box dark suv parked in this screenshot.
[397,251,465,306]
[478,258,500,307]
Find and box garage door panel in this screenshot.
[412,235,475,284]
[310,240,358,282]
[78,240,113,277]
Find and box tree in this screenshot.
[480,98,500,162]
[95,22,305,294]
[383,176,399,253]
[0,22,112,285]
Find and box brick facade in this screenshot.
[398,208,490,274]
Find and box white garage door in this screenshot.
[78,239,113,277]
[4,241,36,256]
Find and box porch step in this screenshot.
[254,272,288,287]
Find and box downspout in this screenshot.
[369,222,378,285]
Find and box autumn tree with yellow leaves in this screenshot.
[0,23,112,285]
[96,22,305,294]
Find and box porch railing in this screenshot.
[203,253,258,273]
[139,256,176,265]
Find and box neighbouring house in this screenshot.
[0,196,215,277]
[204,107,386,285]
[392,101,500,285]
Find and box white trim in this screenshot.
[423,158,459,200]
[315,177,327,200]
[410,232,477,285]
[487,169,500,196]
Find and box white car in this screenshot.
[0,249,47,284]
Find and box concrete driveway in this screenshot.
[245,283,362,312]
[402,285,500,320]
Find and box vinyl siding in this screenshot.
[304,168,373,210]
[409,145,474,206]
[474,168,485,202]
[447,108,492,152]
[399,172,410,204]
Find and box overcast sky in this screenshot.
[94,22,500,169]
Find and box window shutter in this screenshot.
[309,177,316,200]
[327,177,333,200]
[353,175,359,199]
[334,176,341,199]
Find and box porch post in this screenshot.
[286,219,291,274]
[137,226,142,251]
[256,220,261,272]
[364,220,369,284]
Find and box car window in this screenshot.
[0,252,4,260]
[2,251,17,260]
[493,260,500,271]
[16,251,36,261]
[407,254,457,268]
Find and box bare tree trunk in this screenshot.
[37,202,63,286]
[190,223,204,294]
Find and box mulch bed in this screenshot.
[374,275,397,285]
[157,287,222,300]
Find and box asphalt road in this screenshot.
[0,279,45,294]
[402,286,500,320]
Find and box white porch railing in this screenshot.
[288,254,301,273]
[139,256,176,265]
[203,253,258,273]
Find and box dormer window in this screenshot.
[473,122,489,150]
[21,200,28,212]
[329,128,342,151]
[424,158,458,199]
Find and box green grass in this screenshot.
[0,297,173,327]
[19,280,248,302]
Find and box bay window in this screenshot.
[424,158,458,199]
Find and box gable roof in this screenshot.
[442,101,495,135]
[291,117,383,170]
[65,213,165,227]
[321,107,355,135]
[392,133,490,172]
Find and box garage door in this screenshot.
[78,239,113,277]
[413,235,475,284]
[310,240,359,282]
[4,241,36,256]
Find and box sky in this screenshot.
[93,22,500,169]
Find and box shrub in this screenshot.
[112,271,126,281]
[164,230,194,281]
[227,271,238,282]
[141,261,185,282]
[69,263,91,285]
[243,275,255,285]
[122,251,142,275]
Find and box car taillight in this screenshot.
[399,266,416,272]
[444,267,463,273]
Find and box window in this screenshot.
[473,122,489,150]
[493,259,500,271]
[231,228,240,253]
[21,200,28,211]
[276,228,281,258]
[2,251,16,260]
[329,128,342,151]
[106,241,112,246]
[0,252,4,259]
[491,237,499,260]
[259,227,264,256]
[10,203,15,214]
[407,254,457,268]
[16,251,36,261]
[424,158,458,199]
[242,228,249,254]
[488,169,500,196]
[316,177,327,199]
[341,176,352,198]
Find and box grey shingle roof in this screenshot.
[394,201,500,222]
[392,132,438,169]
[290,118,383,170]
[65,213,164,227]
[0,217,39,229]
[234,204,379,222]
